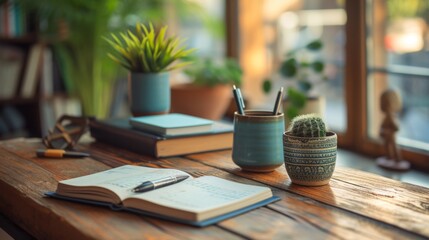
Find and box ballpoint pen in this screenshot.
[232,85,245,115]
[272,87,284,115]
[132,174,190,193]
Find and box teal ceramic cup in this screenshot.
[232,111,285,172]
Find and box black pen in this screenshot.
[272,87,284,115]
[36,149,90,158]
[232,85,245,115]
[132,174,189,193]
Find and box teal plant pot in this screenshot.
[232,111,285,172]
[283,131,337,186]
[129,72,170,116]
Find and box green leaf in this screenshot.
[262,79,272,94]
[312,61,324,72]
[141,23,150,36]
[306,40,323,50]
[141,53,150,72]
[127,30,140,45]
[157,26,167,48]
[280,58,297,77]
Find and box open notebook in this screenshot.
[46,165,280,227]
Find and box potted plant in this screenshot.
[283,114,337,186]
[263,39,327,121]
[105,23,194,116]
[171,58,242,120]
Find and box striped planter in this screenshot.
[283,131,337,186]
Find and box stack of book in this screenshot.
[90,113,234,158]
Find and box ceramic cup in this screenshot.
[283,131,337,186]
[232,111,285,172]
[129,72,170,116]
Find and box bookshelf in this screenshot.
[0,1,80,140]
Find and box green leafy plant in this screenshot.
[184,58,242,87]
[15,0,222,119]
[288,114,326,137]
[105,23,195,73]
[263,39,327,120]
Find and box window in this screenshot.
[238,0,347,132]
[238,0,429,170]
[366,0,429,152]
[344,0,428,169]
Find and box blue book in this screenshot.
[45,165,280,227]
[129,113,214,136]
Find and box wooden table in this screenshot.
[1,138,428,240]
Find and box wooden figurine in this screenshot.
[376,89,410,170]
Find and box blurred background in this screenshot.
[0,0,428,169]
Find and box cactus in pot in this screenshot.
[288,114,326,137]
[283,114,337,186]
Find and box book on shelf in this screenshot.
[90,118,233,158]
[0,0,26,37]
[129,113,214,136]
[21,43,44,98]
[45,165,280,227]
[0,45,24,99]
[41,47,53,96]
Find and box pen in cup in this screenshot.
[132,174,189,193]
[272,87,284,115]
[232,85,245,115]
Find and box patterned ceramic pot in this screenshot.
[283,131,337,186]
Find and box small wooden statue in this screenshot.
[376,89,410,170]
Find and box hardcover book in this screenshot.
[129,113,214,136]
[90,118,233,158]
[46,165,280,227]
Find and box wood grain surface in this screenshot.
[0,138,428,240]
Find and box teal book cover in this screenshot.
[129,113,214,136]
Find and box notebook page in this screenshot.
[58,165,192,201]
[128,176,270,212]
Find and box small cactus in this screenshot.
[288,114,326,137]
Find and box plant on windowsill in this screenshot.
[283,114,337,186]
[263,39,328,121]
[171,58,243,120]
[105,22,195,116]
